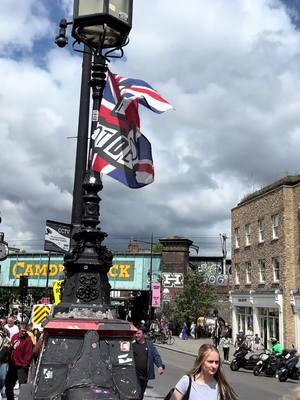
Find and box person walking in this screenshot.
[171,344,238,400]
[219,334,232,363]
[0,322,11,400]
[5,322,33,400]
[180,322,188,340]
[190,322,196,339]
[234,331,245,348]
[133,325,165,399]
[253,334,261,351]
[4,318,18,339]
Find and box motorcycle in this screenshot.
[253,350,279,377]
[277,349,299,382]
[230,343,262,371]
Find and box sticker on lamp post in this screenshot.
[44,220,71,253]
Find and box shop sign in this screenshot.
[108,261,135,281]
[238,298,247,302]
[10,260,64,279]
[9,259,135,281]
[152,283,161,308]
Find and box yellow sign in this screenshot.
[10,260,135,281]
[53,280,64,305]
[31,304,52,328]
[10,261,64,279]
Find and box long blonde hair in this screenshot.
[189,344,239,400]
[282,388,300,400]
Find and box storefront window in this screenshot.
[236,307,253,333]
[258,307,279,348]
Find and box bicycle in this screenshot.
[156,331,175,345]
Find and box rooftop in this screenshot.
[238,175,300,206]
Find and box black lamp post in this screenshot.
[55,0,133,314]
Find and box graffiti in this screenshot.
[196,261,229,286]
[162,272,184,288]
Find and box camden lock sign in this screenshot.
[9,259,135,281]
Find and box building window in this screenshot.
[245,262,251,284]
[258,219,264,243]
[272,257,280,282]
[258,259,266,283]
[234,227,240,249]
[245,224,251,246]
[272,214,279,239]
[235,263,240,285]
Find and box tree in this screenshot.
[171,270,217,326]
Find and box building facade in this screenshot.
[230,176,300,348]
[1,236,232,323]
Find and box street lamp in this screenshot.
[18,4,139,400]
[72,0,133,49]
[53,1,133,310]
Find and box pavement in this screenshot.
[154,336,211,356]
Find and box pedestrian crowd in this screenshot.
[0,315,42,400]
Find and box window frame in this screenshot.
[235,263,240,285]
[245,261,252,284]
[272,214,279,240]
[258,219,264,243]
[272,257,280,282]
[258,259,266,283]
[245,223,251,246]
[234,227,240,249]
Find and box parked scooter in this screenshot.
[277,349,299,382]
[253,350,280,377]
[230,342,262,371]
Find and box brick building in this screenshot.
[230,176,300,348]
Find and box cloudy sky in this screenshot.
[0,0,300,254]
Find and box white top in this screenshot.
[4,324,19,339]
[176,375,219,400]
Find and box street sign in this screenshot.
[0,242,9,261]
[44,220,72,253]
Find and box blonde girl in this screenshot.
[171,344,238,400]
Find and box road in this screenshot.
[146,347,299,400]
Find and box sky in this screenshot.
[0,0,300,255]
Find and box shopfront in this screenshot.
[230,290,283,347]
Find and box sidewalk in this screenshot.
[154,335,242,363]
[155,336,216,356]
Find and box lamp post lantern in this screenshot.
[72,0,133,49]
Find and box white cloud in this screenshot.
[0,0,300,254]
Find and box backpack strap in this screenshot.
[183,375,192,400]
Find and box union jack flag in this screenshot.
[91,70,173,188]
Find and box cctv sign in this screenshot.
[44,220,72,253]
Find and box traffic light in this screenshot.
[19,275,28,299]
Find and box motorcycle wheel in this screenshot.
[253,365,263,376]
[278,370,288,382]
[230,360,240,371]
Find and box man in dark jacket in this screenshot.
[5,322,33,400]
[133,326,165,399]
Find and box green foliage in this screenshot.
[171,271,217,326]
[152,242,162,253]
